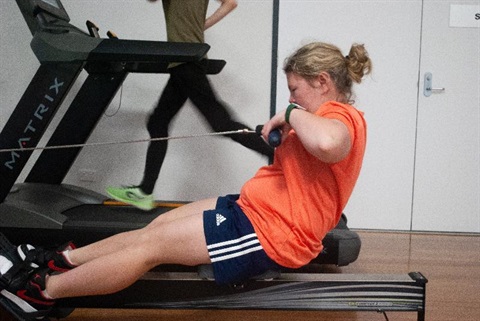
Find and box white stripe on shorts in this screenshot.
[209,239,260,257]
[210,245,263,263]
[207,233,263,263]
[206,233,257,250]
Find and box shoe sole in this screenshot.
[106,190,154,211]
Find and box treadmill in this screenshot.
[0,2,429,321]
[0,0,219,246]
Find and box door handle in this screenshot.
[424,72,445,97]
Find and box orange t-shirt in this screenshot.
[237,101,367,268]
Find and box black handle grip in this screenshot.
[86,20,100,38]
[255,125,282,148]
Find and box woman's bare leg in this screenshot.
[68,198,217,266]
[43,198,217,298]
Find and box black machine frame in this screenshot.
[0,1,427,320]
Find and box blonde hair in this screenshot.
[283,42,372,102]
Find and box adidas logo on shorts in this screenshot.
[216,213,227,226]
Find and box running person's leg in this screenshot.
[140,73,189,195]
[106,72,188,209]
[176,61,273,157]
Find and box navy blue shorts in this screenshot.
[203,194,280,285]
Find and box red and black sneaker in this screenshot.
[1,268,55,319]
[17,242,76,273]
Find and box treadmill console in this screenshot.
[32,0,70,22]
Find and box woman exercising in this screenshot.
[0,41,372,319]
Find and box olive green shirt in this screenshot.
[162,0,209,44]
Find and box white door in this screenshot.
[412,1,480,232]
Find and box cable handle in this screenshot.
[255,125,282,147]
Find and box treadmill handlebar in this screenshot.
[90,39,209,63]
[31,29,210,64]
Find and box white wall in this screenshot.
[0,0,274,202]
[0,1,39,124]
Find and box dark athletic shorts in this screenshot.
[203,194,280,285]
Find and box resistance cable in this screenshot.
[0,126,281,154]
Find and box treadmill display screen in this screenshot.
[34,0,70,21]
[40,0,60,9]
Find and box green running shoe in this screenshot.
[106,186,155,211]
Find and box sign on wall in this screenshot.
[450,4,480,28]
